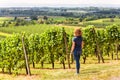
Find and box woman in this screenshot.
[70,28,84,74]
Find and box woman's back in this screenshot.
[73,36,82,51]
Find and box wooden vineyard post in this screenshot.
[22,36,31,76]
[63,28,71,69]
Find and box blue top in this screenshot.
[72,36,82,52]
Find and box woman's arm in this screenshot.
[70,41,75,54]
[82,41,84,48]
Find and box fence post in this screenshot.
[22,35,31,76]
[63,28,71,69]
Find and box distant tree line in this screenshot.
[0,7,120,21]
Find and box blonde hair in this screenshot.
[74,28,82,37]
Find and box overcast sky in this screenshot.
[1,0,120,7]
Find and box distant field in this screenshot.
[0,24,74,36]
[0,17,74,38]
[82,18,120,28]
[1,17,120,28]
[0,17,119,38]
[51,16,66,21]
[0,17,73,35]
[0,17,13,24]
[0,24,57,34]
[0,17,13,21]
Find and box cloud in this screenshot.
[0,0,120,4]
[0,0,120,7]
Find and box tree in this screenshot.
[30,16,38,20]
[14,16,17,21]
[43,16,48,21]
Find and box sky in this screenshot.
[0,0,120,7]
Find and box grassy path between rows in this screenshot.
[0,60,120,80]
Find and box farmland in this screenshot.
[0,7,120,80]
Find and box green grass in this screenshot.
[0,24,74,35]
[0,32,12,39]
[0,60,120,80]
[0,32,12,36]
[0,35,6,39]
[0,24,59,34]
